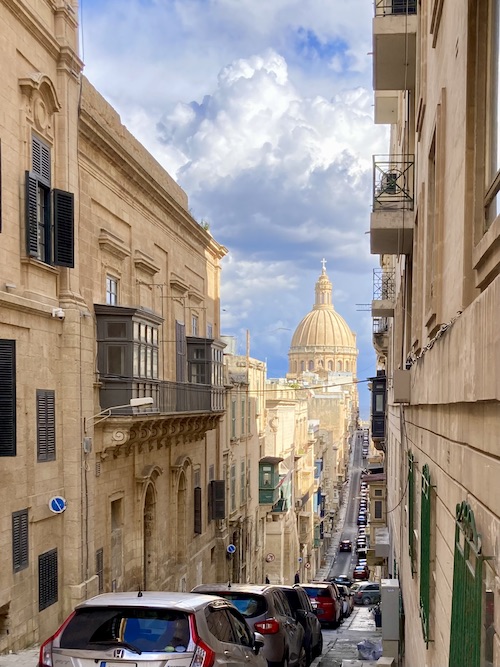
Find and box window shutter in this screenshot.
[32,136,51,184]
[53,189,74,267]
[0,340,16,456]
[25,172,38,257]
[96,548,104,592]
[38,549,58,611]
[37,390,56,461]
[12,509,29,572]
[210,480,225,520]
[194,486,202,534]
[176,321,186,382]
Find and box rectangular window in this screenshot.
[194,487,202,534]
[374,499,383,520]
[420,465,432,645]
[192,315,198,337]
[39,548,58,611]
[240,461,246,505]
[37,389,55,462]
[241,398,245,434]
[96,548,104,593]
[231,399,236,438]
[12,509,29,572]
[175,321,186,382]
[486,0,500,226]
[408,452,416,573]
[133,321,159,379]
[209,480,225,520]
[26,136,74,268]
[207,323,213,338]
[0,339,16,456]
[230,464,236,512]
[106,276,118,305]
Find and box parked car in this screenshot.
[350,582,381,606]
[329,575,352,588]
[192,584,305,667]
[38,591,266,667]
[336,585,354,617]
[277,585,322,665]
[357,514,367,526]
[352,565,370,581]
[339,539,352,552]
[300,583,342,629]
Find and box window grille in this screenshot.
[38,548,58,610]
[419,464,432,645]
[12,509,29,572]
[449,501,485,667]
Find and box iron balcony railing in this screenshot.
[373,317,389,334]
[99,378,225,416]
[373,155,414,211]
[374,0,417,16]
[373,269,395,301]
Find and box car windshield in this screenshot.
[59,607,191,653]
[205,593,266,618]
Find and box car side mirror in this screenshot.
[253,632,265,655]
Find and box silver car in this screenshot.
[38,591,266,667]
[192,584,306,667]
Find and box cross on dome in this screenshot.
[321,258,327,273]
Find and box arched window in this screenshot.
[328,361,333,371]
[345,360,349,371]
[337,361,342,371]
[318,360,323,367]
[300,361,305,372]
[308,360,314,371]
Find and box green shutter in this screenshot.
[449,502,484,667]
[419,464,431,645]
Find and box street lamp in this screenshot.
[84,396,154,433]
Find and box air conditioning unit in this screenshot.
[381,171,399,195]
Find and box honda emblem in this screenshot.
[113,649,125,659]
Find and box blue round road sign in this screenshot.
[227,544,236,554]
[49,496,67,514]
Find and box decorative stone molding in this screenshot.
[20,72,61,139]
[98,228,130,261]
[134,249,160,277]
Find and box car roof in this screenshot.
[192,584,273,594]
[77,591,227,612]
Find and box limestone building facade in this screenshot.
[0,0,227,652]
[370,1,500,665]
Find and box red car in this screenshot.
[352,565,370,580]
[301,583,342,628]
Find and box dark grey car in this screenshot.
[192,584,306,667]
[277,585,323,665]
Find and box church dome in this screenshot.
[288,262,357,379]
[290,264,356,350]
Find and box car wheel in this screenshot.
[313,633,323,658]
[362,596,372,606]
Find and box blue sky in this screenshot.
[79,0,388,418]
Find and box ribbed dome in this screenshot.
[291,308,355,349]
[290,264,356,351]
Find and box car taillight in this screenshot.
[39,612,76,667]
[254,618,280,634]
[189,613,215,667]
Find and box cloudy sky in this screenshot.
[79,0,388,418]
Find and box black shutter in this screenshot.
[25,172,38,257]
[96,548,104,592]
[37,390,56,461]
[194,486,202,534]
[53,189,74,267]
[39,548,58,610]
[0,340,16,456]
[210,480,225,520]
[12,509,29,572]
[176,321,186,382]
[32,136,51,184]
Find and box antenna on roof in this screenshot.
[138,588,143,597]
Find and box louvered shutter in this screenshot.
[25,172,38,257]
[194,486,202,534]
[210,480,225,520]
[53,189,74,267]
[0,340,16,456]
[32,136,51,184]
[37,389,56,461]
[12,509,29,572]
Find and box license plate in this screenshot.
[100,663,137,667]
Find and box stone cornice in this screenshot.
[134,250,160,276]
[97,413,223,458]
[98,228,130,261]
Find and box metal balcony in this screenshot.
[373,0,417,91]
[371,155,414,255]
[372,269,395,318]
